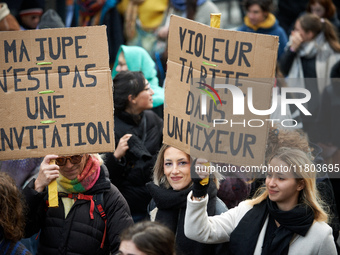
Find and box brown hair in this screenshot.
[120,221,176,255]
[153,144,176,189]
[0,172,26,242]
[298,13,340,52]
[153,144,221,189]
[307,0,336,19]
[243,0,273,13]
[266,126,312,164]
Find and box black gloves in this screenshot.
[191,158,210,198]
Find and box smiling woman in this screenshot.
[265,157,305,211]
[163,147,192,191]
[185,147,337,255]
[146,144,227,255]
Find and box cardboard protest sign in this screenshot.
[164,15,279,166]
[0,26,114,160]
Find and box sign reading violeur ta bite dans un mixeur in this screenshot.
[164,15,283,167]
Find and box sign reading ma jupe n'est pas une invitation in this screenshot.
[0,26,114,160]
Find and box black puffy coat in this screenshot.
[23,165,133,255]
[104,110,163,216]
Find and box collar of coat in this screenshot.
[244,13,276,31]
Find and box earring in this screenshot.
[160,175,166,184]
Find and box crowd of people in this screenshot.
[1,0,340,254]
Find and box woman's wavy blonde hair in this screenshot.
[249,147,328,222]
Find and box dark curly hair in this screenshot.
[0,172,26,242]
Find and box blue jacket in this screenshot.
[237,16,288,60]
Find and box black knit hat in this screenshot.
[39,9,65,29]
[19,0,44,17]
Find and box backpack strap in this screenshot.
[58,192,107,249]
[94,193,107,249]
[66,193,95,219]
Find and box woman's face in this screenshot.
[310,2,326,18]
[118,240,147,255]
[246,4,267,26]
[129,79,154,114]
[116,52,128,72]
[58,154,87,180]
[266,158,304,211]
[294,20,314,42]
[164,147,192,191]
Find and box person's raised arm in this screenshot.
[113,134,132,160]
[279,31,302,76]
[185,159,250,244]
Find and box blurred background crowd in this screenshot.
[2,0,340,254]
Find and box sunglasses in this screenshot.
[55,155,83,166]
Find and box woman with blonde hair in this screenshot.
[259,126,340,251]
[185,147,337,254]
[146,144,227,255]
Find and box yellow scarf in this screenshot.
[244,13,276,31]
